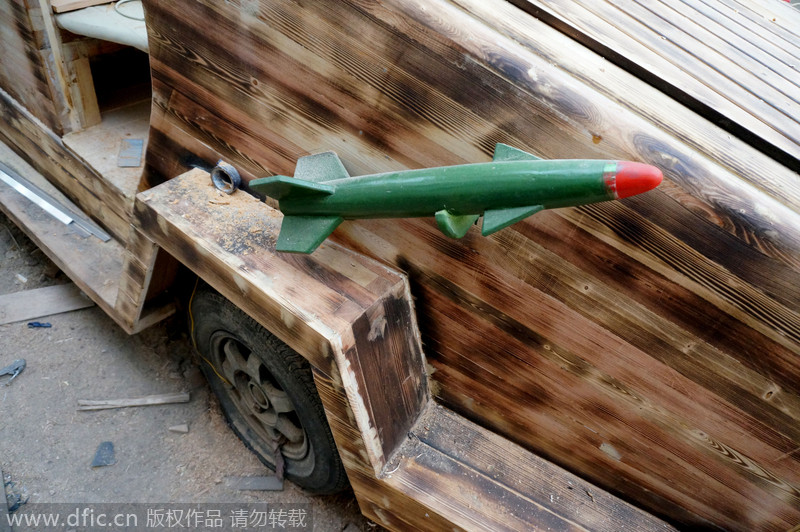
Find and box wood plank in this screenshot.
[0,140,127,329]
[113,226,177,333]
[0,0,61,132]
[512,0,800,169]
[0,88,132,241]
[337,218,800,520]
[0,283,94,325]
[51,0,111,14]
[62,41,101,129]
[77,392,190,410]
[391,404,676,531]
[35,0,83,134]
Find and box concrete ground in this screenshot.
[0,211,375,531]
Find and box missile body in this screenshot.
[250,144,662,253]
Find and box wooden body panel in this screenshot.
[141,1,800,529]
[0,88,132,241]
[512,0,800,170]
[135,169,672,531]
[0,0,62,133]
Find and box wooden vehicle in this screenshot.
[1,0,799,529]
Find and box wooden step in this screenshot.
[384,404,675,531]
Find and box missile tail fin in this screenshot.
[295,151,350,182]
[482,205,544,236]
[250,175,335,200]
[493,143,541,162]
[435,210,479,238]
[276,215,343,253]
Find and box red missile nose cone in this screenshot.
[613,162,663,199]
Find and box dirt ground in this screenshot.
[0,211,376,531]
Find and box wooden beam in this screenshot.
[51,0,112,14]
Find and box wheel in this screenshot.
[189,284,348,494]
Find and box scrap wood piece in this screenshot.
[78,392,190,410]
[51,0,113,13]
[0,283,94,326]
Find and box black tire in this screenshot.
[189,284,348,494]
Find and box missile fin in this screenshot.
[493,143,541,162]
[482,205,544,236]
[435,210,479,239]
[276,215,343,253]
[295,151,350,183]
[249,175,335,200]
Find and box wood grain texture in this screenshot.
[141,0,800,529]
[0,0,61,132]
[0,140,124,327]
[113,225,178,333]
[511,0,800,170]
[134,169,428,472]
[388,404,675,531]
[136,169,670,531]
[0,88,132,241]
[0,283,93,325]
[50,0,111,13]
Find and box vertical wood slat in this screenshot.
[0,0,62,132]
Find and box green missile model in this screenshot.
[250,143,663,253]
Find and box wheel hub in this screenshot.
[211,334,310,462]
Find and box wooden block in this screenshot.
[0,283,94,325]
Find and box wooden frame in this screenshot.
[1,0,798,528]
[133,168,672,531]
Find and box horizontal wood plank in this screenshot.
[51,0,111,14]
[0,88,132,241]
[0,283,94,325]
[393,404,676,531]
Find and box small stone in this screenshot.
[169,424,189,434]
